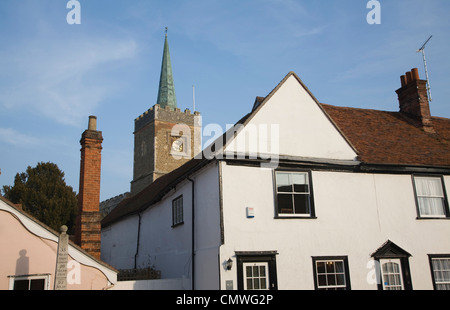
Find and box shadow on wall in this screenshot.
[15,249,29,276]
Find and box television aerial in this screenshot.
[416,35,433,102]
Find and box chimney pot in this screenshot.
[400,75,407,87]
[88,116,97,131]
[411,68,420,81]
[405,71,413,84]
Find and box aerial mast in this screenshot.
[416,35,433,102]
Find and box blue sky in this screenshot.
[1,0,449,201]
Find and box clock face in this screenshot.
[172,140,183,152]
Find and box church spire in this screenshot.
[156,28,177,109]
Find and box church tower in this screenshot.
[131,30,201,195]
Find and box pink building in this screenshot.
[0,195,117,290]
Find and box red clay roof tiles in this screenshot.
[321,104,450,167]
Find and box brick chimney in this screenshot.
[396,68,434,133]
[75,116,103,259]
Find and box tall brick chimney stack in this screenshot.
[75,116,103,259]
[396,68,434,133]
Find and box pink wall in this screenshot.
[0,210,113,290]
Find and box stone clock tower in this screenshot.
[131,30,201,195]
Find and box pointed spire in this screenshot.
[156,27,177,109]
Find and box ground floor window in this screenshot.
[429,255,450,290]
[312,256,351,290]
[9,274,50,290]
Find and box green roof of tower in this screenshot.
[156,29,177,109]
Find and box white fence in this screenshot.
[109,277,190,290]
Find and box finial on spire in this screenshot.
[165,27,168,37]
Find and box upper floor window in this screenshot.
[413,176,449,218]
[275,171,315,218]
[172,195,183,227]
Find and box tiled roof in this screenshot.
[101,157,210,227]
[321,104,450,167]
[102,72,450,227]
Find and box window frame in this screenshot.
[412,175,450,219]
[312,256,351,290]
[428,254,450,290]
[273,170,316,219]
[379,258,405,290]
[172,195,184,227]
[242,262,270,290]
[8,274,50,290]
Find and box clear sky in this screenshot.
[1,0,449,201]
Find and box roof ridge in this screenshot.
[320,103,399,114]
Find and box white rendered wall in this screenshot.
[219,162,450,290]
[101,215,139,270]
[224,75,357,161]
[103,162,222,288]
[137,181,193,279]
[191,162,222,290]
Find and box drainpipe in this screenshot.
[187,177,195,290]
[134,212,142,269]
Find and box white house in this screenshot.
[101,69,450,290]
